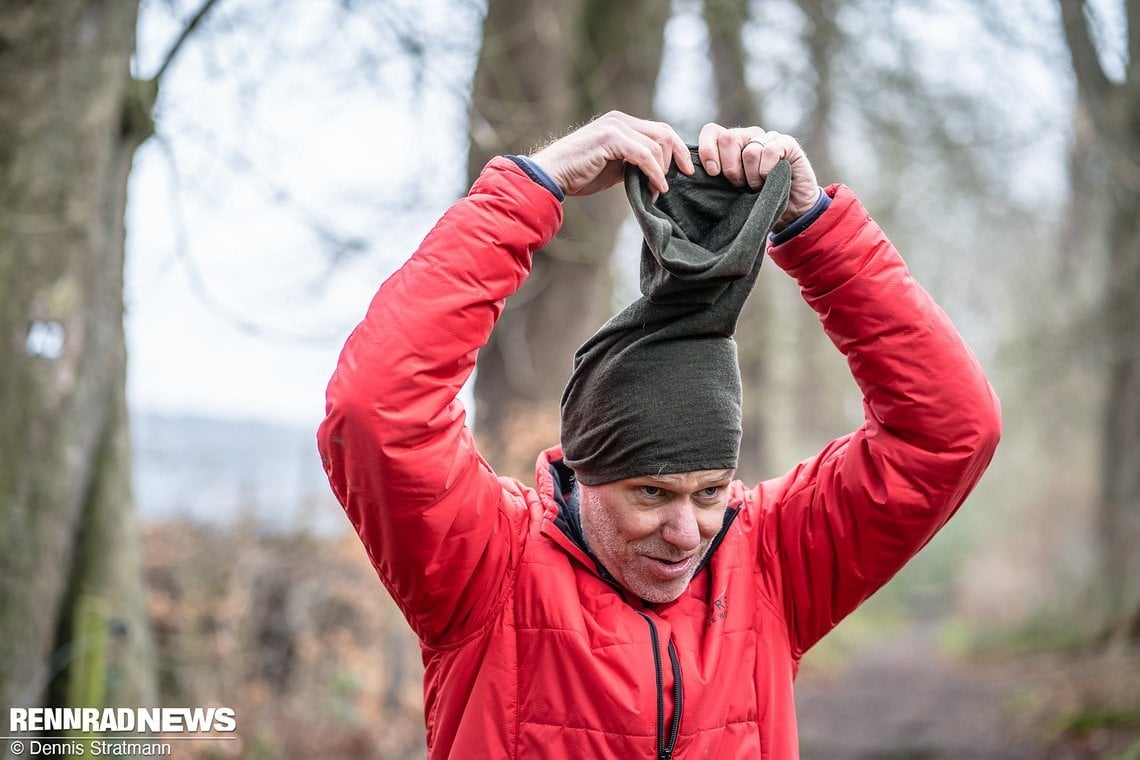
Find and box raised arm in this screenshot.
[317,113,693,646]
[756,187,1002,656]
[317,158,561,645]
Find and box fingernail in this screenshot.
[705,160,719,174]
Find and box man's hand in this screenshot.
[697,123,820,230]
[529,111,694,197]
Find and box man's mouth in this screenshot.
[643,553,697,579]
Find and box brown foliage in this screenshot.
[142,521,425,760]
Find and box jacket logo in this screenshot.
[706,595,729,627]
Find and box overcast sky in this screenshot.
[126,0,481,429]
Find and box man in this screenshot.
[317,111,1001,759]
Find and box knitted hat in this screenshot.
[560,151,791,485]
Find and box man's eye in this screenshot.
[700,487,723,499]
[640,486,664,498]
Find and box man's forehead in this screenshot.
[636,469,735,487]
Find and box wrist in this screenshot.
[770,187,830,245]
[508,155,565,201]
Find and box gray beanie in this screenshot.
[560,151,791,485]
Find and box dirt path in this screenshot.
[794,621,1040,759]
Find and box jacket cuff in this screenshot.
[769,187,830,245]
[767,184,875,289]
[473,157,566,250]
[507,155,566,202]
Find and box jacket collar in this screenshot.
[548,457,622,586]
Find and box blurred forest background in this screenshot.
[2,0,1140,758]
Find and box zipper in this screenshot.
[666,639,683,757]
[637,611,682,760]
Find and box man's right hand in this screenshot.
[529,111,694,198]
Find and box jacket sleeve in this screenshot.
[755,185,1001,657]
[317,158,563,647]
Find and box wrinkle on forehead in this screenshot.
[635,469,735,489]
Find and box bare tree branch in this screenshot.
[1128,0,1140,92]
[702,0,759,127]
[138,131,368,347]
[1057,0,1114,124]
[153,0,224,83]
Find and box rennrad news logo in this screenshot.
[6,707,237,757]
[10,707,236,733]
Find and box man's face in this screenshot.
[578,469,734,603]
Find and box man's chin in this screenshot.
[627,571,695,604]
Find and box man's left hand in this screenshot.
[697,123,820,230]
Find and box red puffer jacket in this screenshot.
[318,158,1001,759]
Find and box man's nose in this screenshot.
[660,501,701,552]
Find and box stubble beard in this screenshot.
[581,504,710,603]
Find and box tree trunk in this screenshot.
[703,0,758,129]
[1099,168,1140,643]
[468,0,671,480]
[0,0,156,713]
[782,0,855,453]
[702,0,774,483]
[1057,0,1140,644]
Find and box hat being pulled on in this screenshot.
[559,150,791,485]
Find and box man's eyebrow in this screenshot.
[639,470,735,485]
[691,470,735,483]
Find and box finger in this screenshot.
[623,133,671,194]
[668,133,695,176]
[757,133,797,179]
[637,118,692,177]
[765,134,820,220]
[717,128,751,187]
[742,130,777,190]
[609,114,685,185]
[742,143,765,190]
[697,122,726,175]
